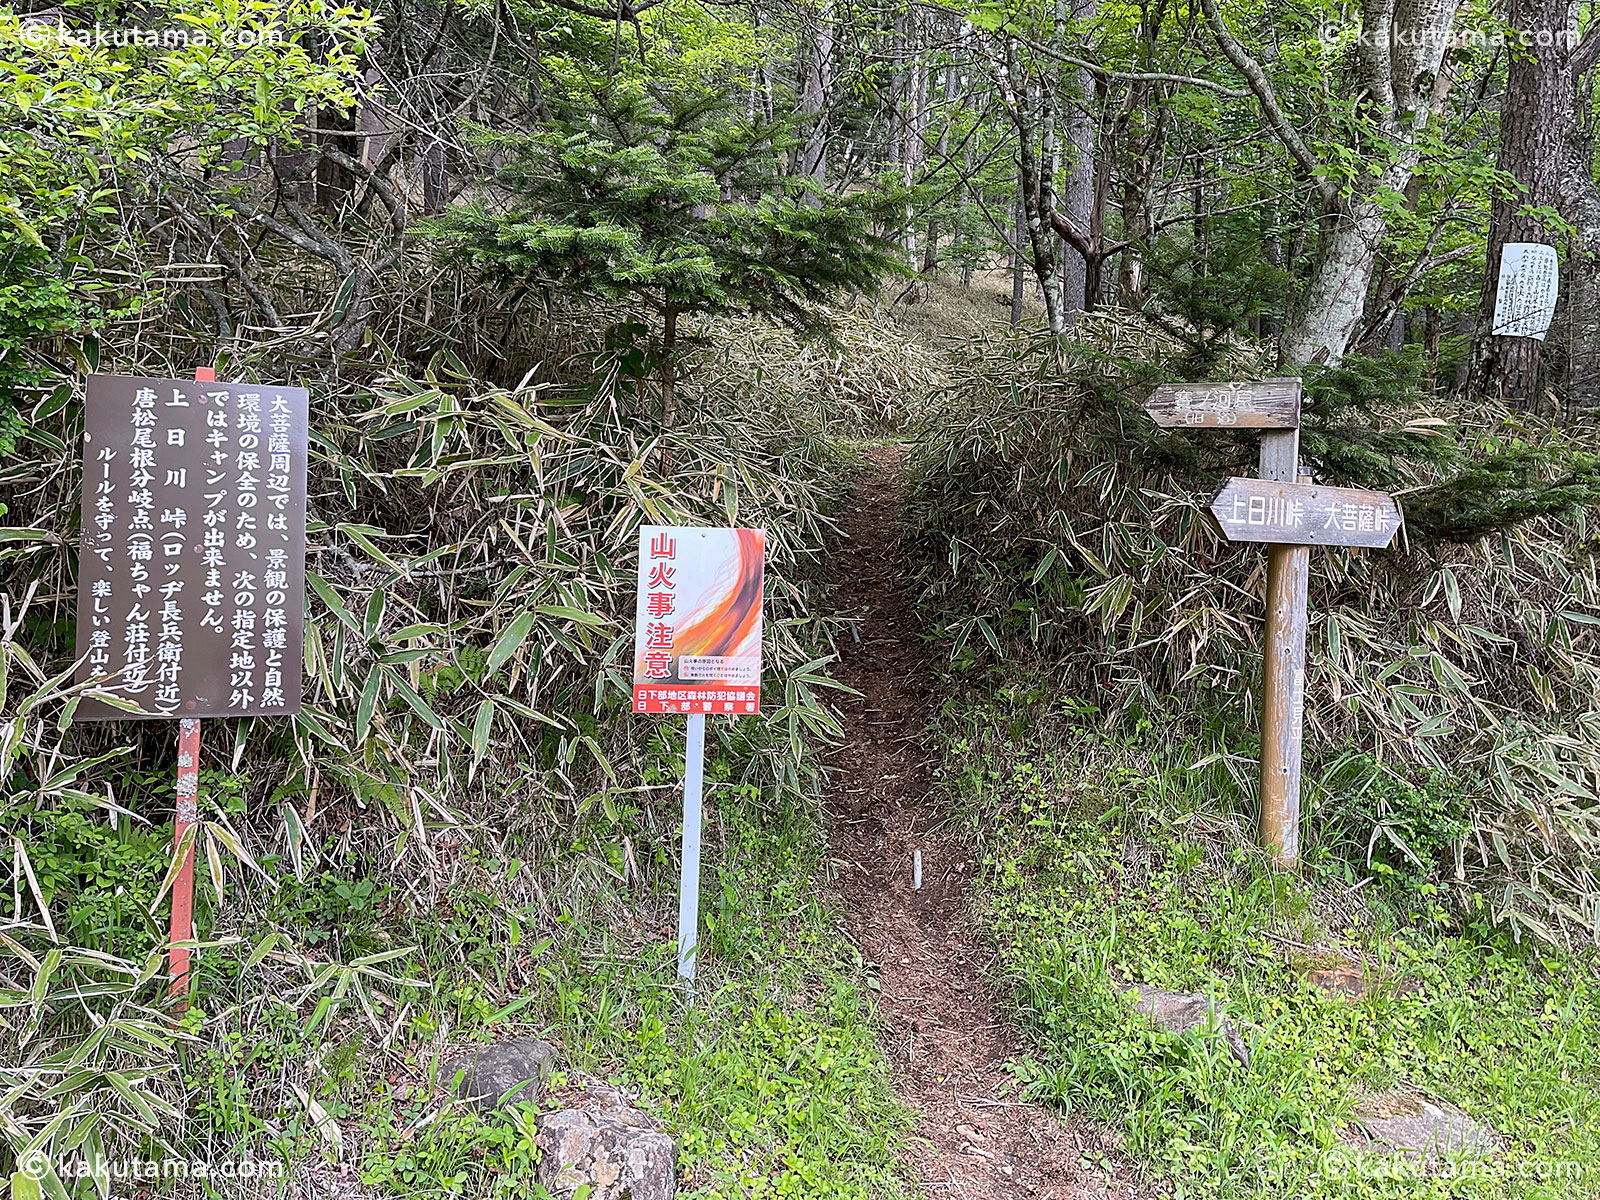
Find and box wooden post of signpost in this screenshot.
[1256,428,1307,868]
[1145,379,1403,871]
[170,716,200,1005]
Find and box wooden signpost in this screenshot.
[1146,379,1403,869]
[1209,478,1403,548]
[631,526,765,995]
[1144,378,1301,429]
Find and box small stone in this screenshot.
[1121,983,1250,1067]
[1350,1091,1498,1162]
[443,1038,559,1110]
[1292,953,1372,1001]
[536,1101,676,1200]
[1305,961,1369,1000]
[957,1123,982,1141]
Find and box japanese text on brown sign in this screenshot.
[74,374,309,719]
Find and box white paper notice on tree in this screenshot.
[1492,242,1560,341]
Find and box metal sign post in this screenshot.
[631,526,766,997]
[1146,380,1402,870]
[676,712,706,982]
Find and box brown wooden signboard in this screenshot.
[73,374,309,719]
[1145,378,1301,429]
[1209,477,1402,549]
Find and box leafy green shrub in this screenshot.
[1315,754,1476,887]
[1299,351,1455,490]
[1406,443,1600,543]
[1140,222,1292,375]
[1302,354,1600,543]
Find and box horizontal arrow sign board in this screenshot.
[1210,477,1402,548]
[1145,379,1301,429]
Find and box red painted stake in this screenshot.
[170,364,214,1008]
[170,717,201,1005]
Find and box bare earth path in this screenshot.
[825,447,1146,1200]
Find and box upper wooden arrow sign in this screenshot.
[1145,378,1301,429]
[1209,477,1403,549]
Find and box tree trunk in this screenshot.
[991,34,1065,334]
[1083,249,1104,312]
[1017,88,1065,334]
[1058,2,1097,315]
[660,307,679,430]
[1280,198,1389,366]
[921,64,959,277]
[799,0,835,194]
[423,141,449,215]
[1116,96,1151,308]
[1203,0,1457,367]
[1011,197,1026,326]
[1560,39,1600,411]
[1468,0,1574,406]
[1424,306,1442,392]
[898,13,929,268]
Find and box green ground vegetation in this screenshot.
[937,682,1600,1200]
[185,741,910,1199]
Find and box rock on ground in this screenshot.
[536,1090,676,1200]
[1300,959,1371,1001]
[1122,983,1251,1067]
[1350,1092,1499,1161]
[443,1038,558,1110]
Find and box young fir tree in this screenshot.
[429,80,903,428]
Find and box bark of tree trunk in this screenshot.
[1280,198,1390,366]
[1203,0,1457,368]
[798,0,835,195]
[900,13,928,268]
[423,142,449,215]
[1117,108,1151,308]
[991,34,1064,333]
[1468,0,1575,407]
[1424,306,1442,392]
[660,307,679,431]
[1560,40,1600,411]
[922,64,959,277]
[1011,197,1026,326]
[1059,101,1094,312]
[1017,92,1065,334]
[1056,0,1097,316]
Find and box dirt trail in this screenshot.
[825,447,1143,1200]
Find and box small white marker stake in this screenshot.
[913,850,922,890]
[677,712,706,989]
